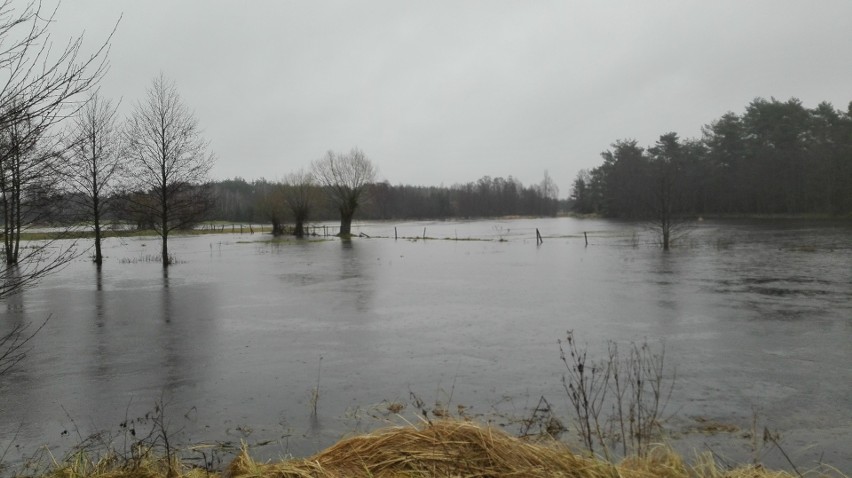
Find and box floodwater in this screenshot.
[1,218,850,472]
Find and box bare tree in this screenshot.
[282,169,316,238]
[537,170,561,216]
[1,104,46,265]
[0,1,113,131]
[254,179,287,236]
[0,0,113,296]
[124,74,214,266]
[0,1,114,394]
[65,94,122,266]
[539,170,560,200]
[312,148,376,237]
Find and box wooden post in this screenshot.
[584,231,588,246]
[423,227,426,240]
[395,227,398,240]
[536,228,543,245]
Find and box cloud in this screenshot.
[44,0,852,194]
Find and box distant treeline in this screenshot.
[211,173,562,223]
[570,98,852,217]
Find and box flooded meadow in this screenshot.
[1,217,850,471]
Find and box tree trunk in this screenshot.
[293,209,308,238]
[161,170,170,266]
[161,230,169,266]
[93,192,103,266]
[94,219,103,266]
[12,160,21,263]
[3,187,12,265]
[338,210,353,237]
[272,220,284,236]
[161,199,170,266]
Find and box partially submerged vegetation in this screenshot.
[5,333,844,478]
[17,419,845,478]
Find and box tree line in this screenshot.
[570,97,852,219]
[211,171,561,228]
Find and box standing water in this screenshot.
[1,218,850,471]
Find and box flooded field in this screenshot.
[1,217,850,471]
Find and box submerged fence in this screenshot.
[195,223,340,236]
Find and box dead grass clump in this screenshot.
[228,419,595,478]
[40,452,208,478]
[226,419,836,478]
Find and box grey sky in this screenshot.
[52,1,852,196]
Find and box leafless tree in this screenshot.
[0,0,113,296]
[2,105,46,265]
[65,94,122,266]
[0,1,113,131]
[312,148,377,237]
[124,74,214,266]
[538,170,560,200]
[254,179,287,236]
[536,170,561,216]
[0,1,115,390]
[283,169,316,238]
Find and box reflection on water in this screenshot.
[4,265,24,313]
[338,239,373,313]
[0,219,850,470]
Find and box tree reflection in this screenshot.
[338,239,373,313]
[653,252,679,317]
[3,265,24,312]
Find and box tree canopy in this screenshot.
[572,97,852,218]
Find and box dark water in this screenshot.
[1,218,850,471]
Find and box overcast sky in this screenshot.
[49,1,852,196]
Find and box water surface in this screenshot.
[1,218,850,471]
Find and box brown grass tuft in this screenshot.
[227,419,841,478]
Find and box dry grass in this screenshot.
[32,419,844,478]
[225,419,841,478]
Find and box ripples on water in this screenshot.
[0,218,850,471]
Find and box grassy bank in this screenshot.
[24,419,844,478]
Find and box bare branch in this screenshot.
[0,0,114,297]
[312,148,376,236]
[123,74,214,266]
